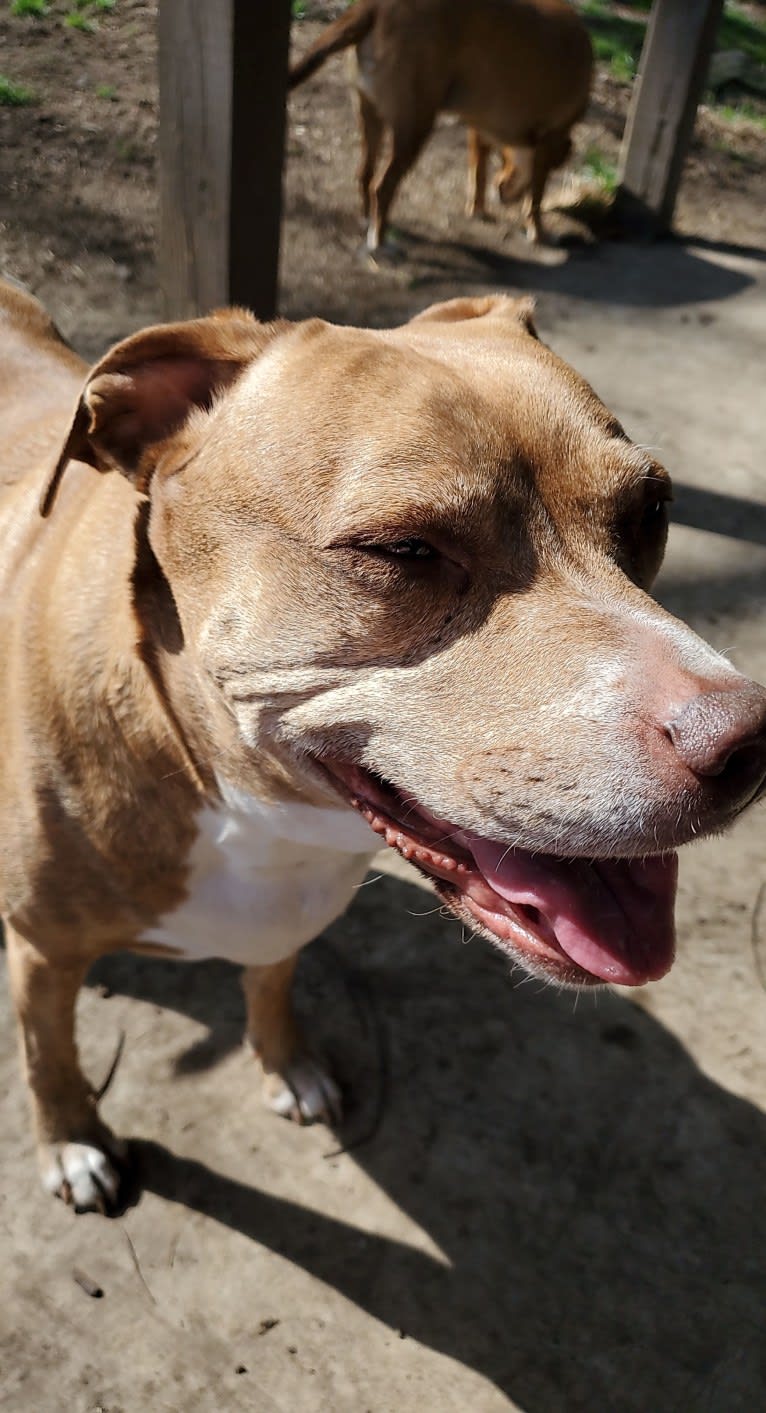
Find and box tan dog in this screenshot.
[289,0,592,250]
[3,277,766,1215]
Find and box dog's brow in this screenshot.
[321,504,473,549]
[324,458,499,526]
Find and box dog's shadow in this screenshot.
[88,872,766,1411]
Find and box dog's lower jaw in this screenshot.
[435,882,610,990]
[315,758,679,988]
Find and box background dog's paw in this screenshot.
[261,1058,342,1126]
[40,1136,127,1213]
[362,236,405,269]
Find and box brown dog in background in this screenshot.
[289,0,593,250]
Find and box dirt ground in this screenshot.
[2,3,766,1411]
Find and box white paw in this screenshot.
[263,1058,343,1126]
[40,1138,126,1213]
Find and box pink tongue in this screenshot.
[467,839,678,985]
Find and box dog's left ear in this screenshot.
[409,294,538,338]
[41,308,287,516]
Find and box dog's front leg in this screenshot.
[6,927,126,1211]
[242,954,342,1126]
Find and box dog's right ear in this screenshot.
[410,294,538,338]
[41,309,287,516]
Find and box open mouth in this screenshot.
[319,760,678,988]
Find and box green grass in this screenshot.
[720,3,766,67]
[605,44,638,84]
[581,0,645,83]
[63,0,116,26]
[582,1,766,92]
[579,145,618,194]
[0,73,36,105]
[10,0,48,16]
[9,0,117,26]
[714,98,766,131]
[95,82,116,99]
[292,0,308,16]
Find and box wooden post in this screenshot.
[158,0,292,321]
[615,0,724,233]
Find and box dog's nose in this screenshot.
[665,681,766,791]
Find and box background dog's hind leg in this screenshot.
[368,115,433,253]
[242,952,342,1125]
[357,89,384,222]
[526,131,572,244]
[5,926,126,1211]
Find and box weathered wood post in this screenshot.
[615,0,725,233]
[158,0,292,320]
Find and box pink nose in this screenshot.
[665,681,766,790]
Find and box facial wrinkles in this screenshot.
[203,585,674,857]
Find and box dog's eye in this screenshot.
[368,538,437,560]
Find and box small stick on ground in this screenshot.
[122,1226,156,1305]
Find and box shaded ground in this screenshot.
[2,4,766,1411]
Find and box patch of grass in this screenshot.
[582,2,765,91]
[0,73,36,105]
[95,82,117,100]
[579,145,618,195]
[606,45,638,83]
[714,98,766,130]
[63,0,115,26]
[291,0,336,15]
[10,0,48,16]
[720,3,766,68]
[581,2,645,85]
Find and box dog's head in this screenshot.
[45,296,766,987]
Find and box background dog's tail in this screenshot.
[289,2,376,88]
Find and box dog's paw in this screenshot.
[362,236,405,268]
[261,1058,343,1126]
[40,1136,127,1214]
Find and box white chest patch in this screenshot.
[141,782,377,966]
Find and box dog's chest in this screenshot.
[141,789,376,966]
